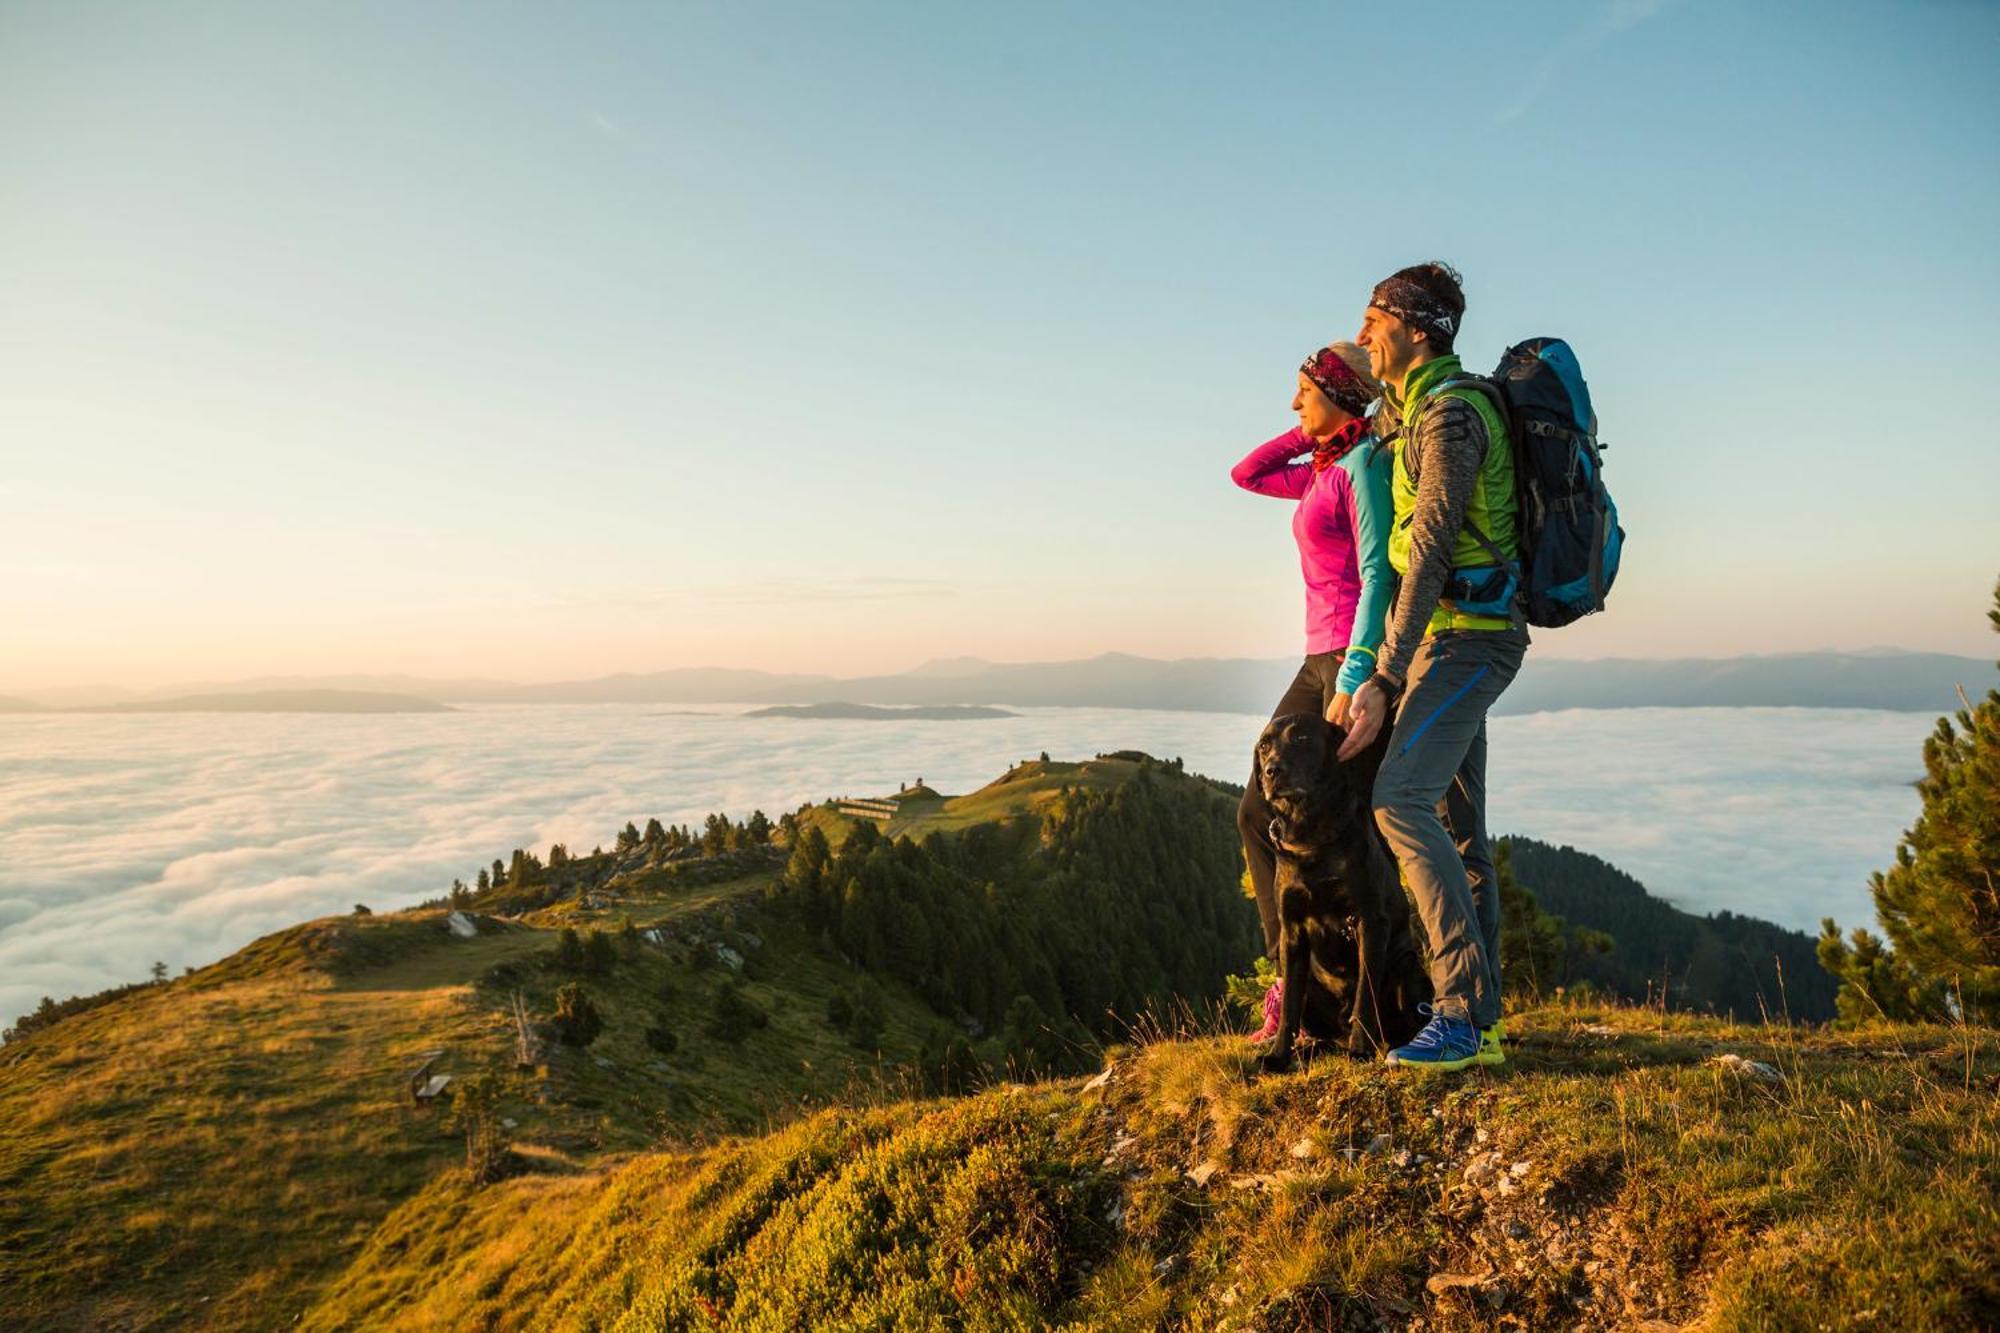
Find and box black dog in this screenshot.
[1254,712,1430,1073]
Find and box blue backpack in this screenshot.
[1441,338,1624,628]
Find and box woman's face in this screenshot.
[1292,373,1351,443]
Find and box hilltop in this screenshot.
[297,1003,1999,1330]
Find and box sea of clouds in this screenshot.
[0,704,1931,1030]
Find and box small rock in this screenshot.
[1504,1220,1530,1240]
[1289,1138,1317,1160]
[1081,1067,1114,1094]
[1186,1160,1222,1187]
[592,1056,615,1069]
[1509,1160,1532,1178]
[1153,1255,1183,1279]
[1583,1023,1619,1036]
[1475,1126,1491,1144]
[500,1117,518,1130]
[1364,1133,1393,1157]
[1711,1053,1783,1083]
[1425,1270,1489,1295]
[445,910,478,939]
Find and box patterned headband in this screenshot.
[1369,277,1459,342]
[1300,345,1379,418]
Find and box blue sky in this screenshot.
[2,0,1996,690]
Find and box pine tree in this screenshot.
[583,928,617,976]
[476,868,491,893]
[616,822,641,853]
[701,813,731,856]
[1821,576,2000,1024]
[446,1071,514,1184]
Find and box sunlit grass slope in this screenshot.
[0,869,948,1328]
[303,1003,1998,1331]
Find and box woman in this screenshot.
[1229,341,1393,1041]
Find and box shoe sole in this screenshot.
[1476,1047,1505,1066]
[1386,1050,1481,1072]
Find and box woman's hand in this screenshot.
[1325,692,1353,728]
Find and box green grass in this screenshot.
[0,871,958,1329]
[298,1002,2000,1331]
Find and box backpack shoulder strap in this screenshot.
[1413,376,1513,569]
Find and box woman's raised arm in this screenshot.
[1230,426,1314,499]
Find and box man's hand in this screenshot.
[1337,681,1387,761]
[1325,692,1352,728]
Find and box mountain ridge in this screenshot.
[12,650,1991,715]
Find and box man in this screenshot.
[1338,261,1525,1072]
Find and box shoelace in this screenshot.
[1405,1009,1474,1053]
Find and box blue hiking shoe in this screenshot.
[1386,1003,1481,1072]
[1477,1021,1506,1067]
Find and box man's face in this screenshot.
[1358,305,1423,386]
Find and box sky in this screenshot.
[0,703,1927,1029]
[3,0,1997,693]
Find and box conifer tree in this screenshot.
[1821,577,2000,1024]
[643,818,666,847]
[553,926,586,973]
[446,1072,514,1184]
[583,928,617,976]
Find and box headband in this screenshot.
[1300,345,1378,418]
[1369,277,1459,342]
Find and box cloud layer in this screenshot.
[0,705,1928,1029]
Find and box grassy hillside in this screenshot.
[0,753,1248,1329]
[299,1001,1999,1330]
[0,871,956,1328]
[9,749,1990,1329]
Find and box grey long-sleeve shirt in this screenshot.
[1374,392,1491,687]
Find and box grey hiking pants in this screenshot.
[1371,627,1526,1030]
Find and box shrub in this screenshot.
[550,983,603,1047]
[584,929,617,976]
[706,981,769,1044]
[552,927,586,973]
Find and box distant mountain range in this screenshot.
[0,689,450,715]
[5,651,1991,717]
[744,702,1017,721]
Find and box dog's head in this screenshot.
[1254,713,1373,834]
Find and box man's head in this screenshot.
[1358,261,1465,389]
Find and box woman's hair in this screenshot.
[1375,261,1466,352]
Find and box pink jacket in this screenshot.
[1230,424,1393,689]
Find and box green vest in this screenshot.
[1387,355,1519,635]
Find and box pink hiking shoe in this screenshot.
[1249,980,1283,1042]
